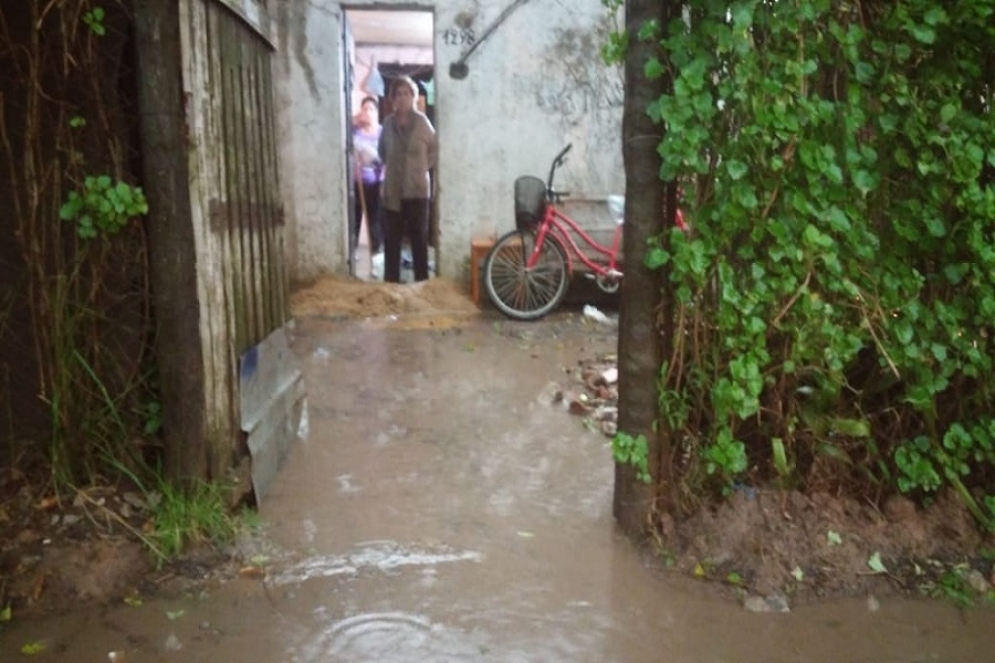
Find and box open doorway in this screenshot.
[343,8,436,282]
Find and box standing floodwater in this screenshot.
[1,313,992,662]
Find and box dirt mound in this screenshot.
[665,487,993,601]
[291,275,479,319]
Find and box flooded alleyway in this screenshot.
[2,309,993,662]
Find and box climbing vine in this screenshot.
[641,1,995,528]
[1,2,153,486]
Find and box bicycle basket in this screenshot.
[514,175,547,231]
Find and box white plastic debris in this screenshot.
[164,634,183,651]
[370,252,384,280]
[296,399,310,441]
[583,305,616,326]
[607,195,625,224]
[743,593,790,613]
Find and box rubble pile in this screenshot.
[552,353,619,437]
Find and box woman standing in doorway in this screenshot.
[378,75,437,283]
[353,96,384,263]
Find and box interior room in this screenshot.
[344,9,435,282]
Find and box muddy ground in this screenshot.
[1,274,993,621]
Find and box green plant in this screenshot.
[770,437,792,485]
[895,436,942,493]
[629,0,995,526]
[895,424,995,532]
[140,399,163,436]
[3,4,157,493]
[599,0,627,64]
[71,348,148,483]
[702,428,748,494]
[59,175,148,239]
[612,431,651,484]
[149,479,242,564]
[921,563,976,609]
[83,6,106,36]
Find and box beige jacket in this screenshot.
[378,111,437,212]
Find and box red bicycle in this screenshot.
[484,144,686,320]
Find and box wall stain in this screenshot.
[275,0,320,99]
[533,23,623,127]
[454,6,479,30]
[512,15,624,195]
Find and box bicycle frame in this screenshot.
[485,143,689,319]
[528,204,622,278]
[483,144,637,319]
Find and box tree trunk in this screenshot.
[613,0,674,535]
[133,2,209,483]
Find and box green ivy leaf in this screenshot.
[924,216,946,237]
[637,19,660,41]
[923,7,947,26]
[910,24,936,44]
[867,552,888,574]
[20,641,47,654]
[644,58,664,80]
[829,417,870,438]
[940,103,958,124]
[645,245,670,270]
[852,170,877,195]
[726,159,748,181]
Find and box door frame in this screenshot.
[342,11,358,277]
[339,6,438,280]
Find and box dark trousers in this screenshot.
[354,180,383,255]
[384,198,430,283]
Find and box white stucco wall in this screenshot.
[273,0,624,287]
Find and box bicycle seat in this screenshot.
[607,194,625,225]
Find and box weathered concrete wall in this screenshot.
[273,1,349,283]
[273,0,624,286]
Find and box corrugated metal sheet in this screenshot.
[239,326,304,503]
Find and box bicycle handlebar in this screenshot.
[547,144,573,191]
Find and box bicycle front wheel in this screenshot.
[483,229,569,320]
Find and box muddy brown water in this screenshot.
[2,311,993,662]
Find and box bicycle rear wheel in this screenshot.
[483,229,569,320]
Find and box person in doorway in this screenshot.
[378,75,437,283]
[353,96,384,267]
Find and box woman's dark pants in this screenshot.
[384,198,430,283]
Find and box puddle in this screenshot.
[1,314,992,663]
